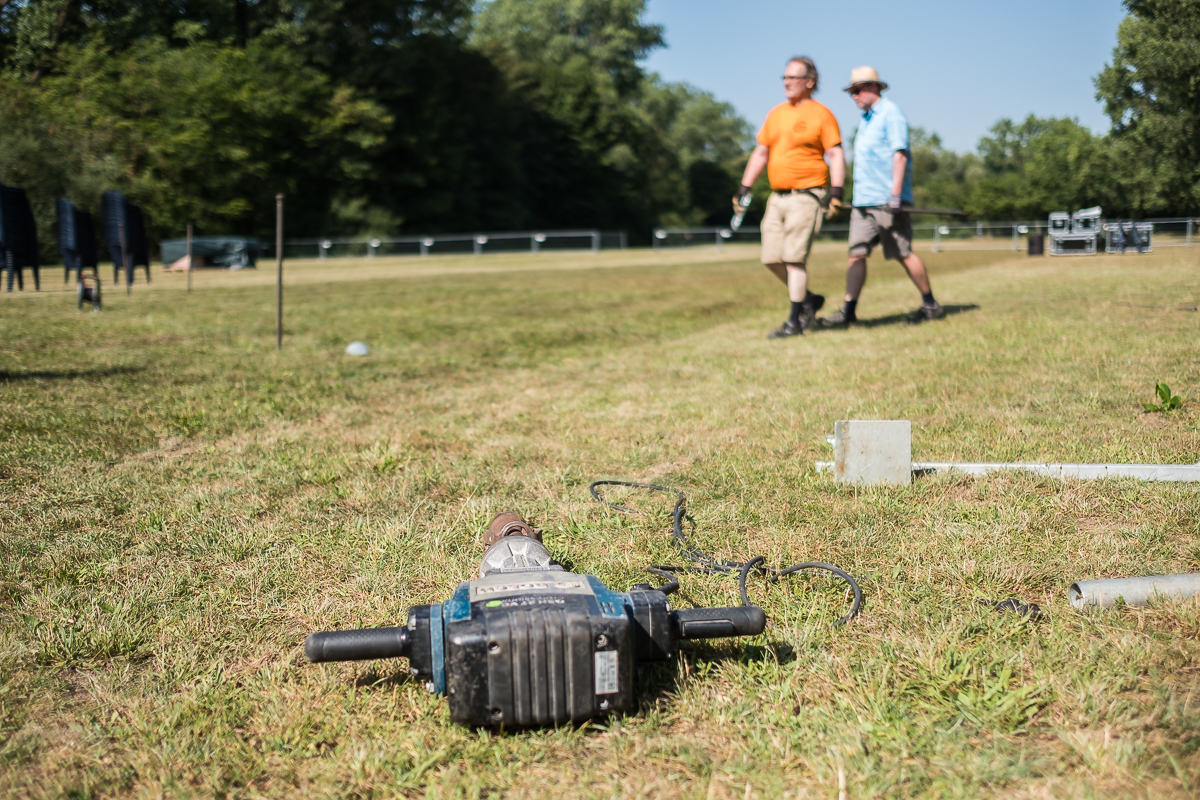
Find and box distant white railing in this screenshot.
[651,218,1197,253]
[271,229,628,259]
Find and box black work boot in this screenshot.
[768,320,803,339]
[906,300,945,323]
[818,305,857,327]
[799,291,825,331]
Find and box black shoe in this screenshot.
[906,300,945,323]
[817,307,857,327]
[799,292,825,330]
[768,320,803,339]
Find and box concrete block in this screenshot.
[833,420,912,486]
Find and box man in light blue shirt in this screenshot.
[819,66,943,326]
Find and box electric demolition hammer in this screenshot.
[306,512,766,728]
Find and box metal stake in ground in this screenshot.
[186,222,193,294]
[118,219,130,296]
[275,194,283,351]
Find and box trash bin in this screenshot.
[1027,233,1045,256]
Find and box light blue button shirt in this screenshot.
[852,97,913,207]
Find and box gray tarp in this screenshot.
[161,236,260,269]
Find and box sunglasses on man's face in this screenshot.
[782,75,808,82]
[850,85,874,95]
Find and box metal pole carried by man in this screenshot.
[734,56,845,339]
[819,67,944,327]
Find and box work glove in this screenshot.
[731,184,752,217]
[824,186,844,221]
[887,194,902,211]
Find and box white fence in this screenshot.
[255,219,1195,260]
[651,217,1197,252]
[272,230,627,260]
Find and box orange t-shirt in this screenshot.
[756,100,841,190]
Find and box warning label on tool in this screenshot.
[594,650,619,695]
[470,575,592,600]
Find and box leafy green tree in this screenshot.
[5,0,72,80]
[474,0,755,234]
[0,73,126,264]
[0,37,387,256]
[1,0,755,245]
[474,0,663,100]
[353,35,591,233]
[966,116,1109,220]
[1095,0,1200,215]
[251,0,472,79]
[638,81,752,226]
[1,0,474,72]
[1,0,246,70]
[472,0,668,233]
[908,127,980,217]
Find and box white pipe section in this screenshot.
[914,462,1200,481]
[1069,574,1200,610]
[814,462,1200,481]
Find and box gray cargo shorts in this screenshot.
[848,206,914,261]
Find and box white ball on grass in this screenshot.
[345,341,370,356]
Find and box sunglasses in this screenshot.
[849,84,877,95]
[781,75,808,82]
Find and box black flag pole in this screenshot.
[275,194,283,351]
[186,222,192,293]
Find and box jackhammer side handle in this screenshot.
[305,627,411,663]
[671,606,766,640]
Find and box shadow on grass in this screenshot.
[636,640,781,710]
[0,365,145,382]
[354,669,420,689]
[547,550,578,574]
[820,303,981,330]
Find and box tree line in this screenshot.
[0,0,1195,260]
[0,0,749,254]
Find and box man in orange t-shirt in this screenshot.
[735,56,845,338]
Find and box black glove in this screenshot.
[731,184,752,217]
[824,186,844,220]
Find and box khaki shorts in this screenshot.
[848,206,914,261]
[760,188,825,265]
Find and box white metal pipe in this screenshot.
[1069,574,1200,610]
[913,461,1200,481]
[814,461,1200,481]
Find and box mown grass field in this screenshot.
[2,244,1199,799]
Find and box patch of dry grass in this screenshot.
[2,245,1199,798]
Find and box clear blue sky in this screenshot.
[643,0,1129,154]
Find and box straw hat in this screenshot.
[843,66,888,92]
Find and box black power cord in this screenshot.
[589,480,863,627]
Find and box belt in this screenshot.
[773,187,827,208]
